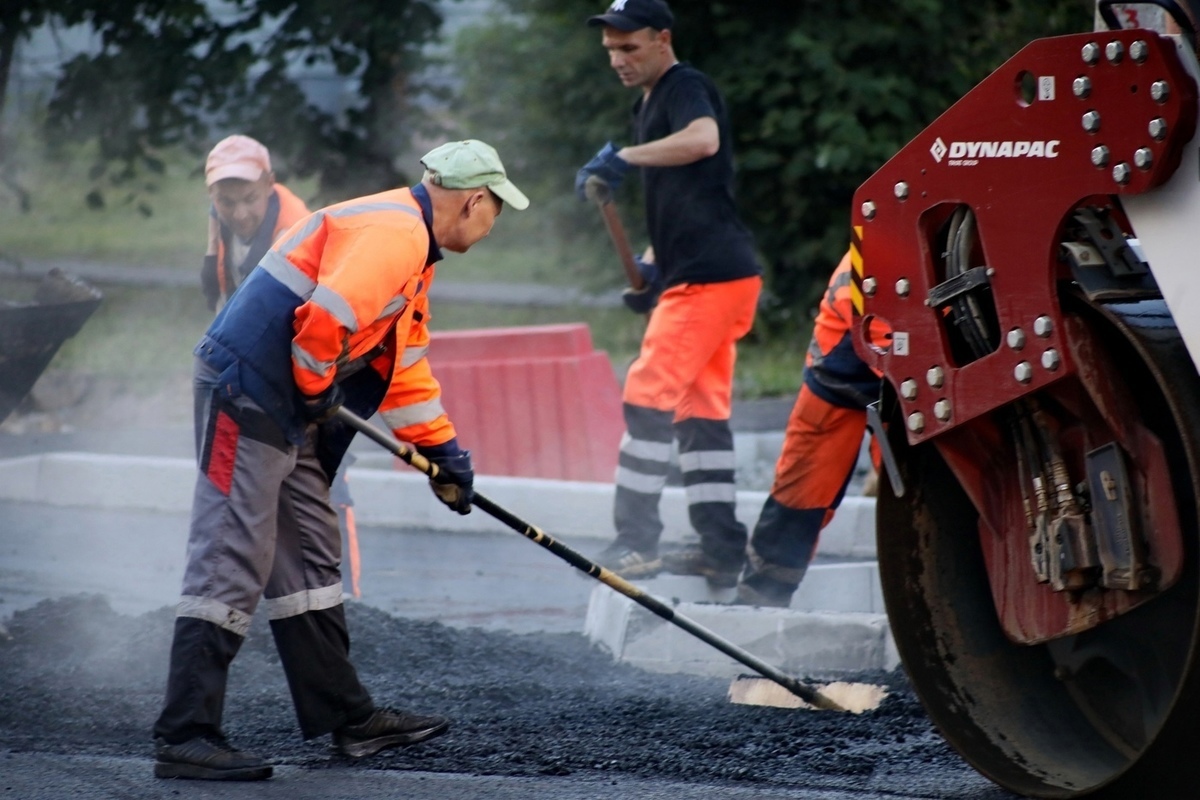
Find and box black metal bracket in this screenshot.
[926,266,991,310]
[867,400,906,499]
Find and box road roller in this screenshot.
[850,2,1200,796]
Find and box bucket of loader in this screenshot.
[0,268,103,424]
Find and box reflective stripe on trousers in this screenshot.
[613,407,747,561]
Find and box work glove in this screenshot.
[621,255,664,314]
[575,142,630,201]
[419,439,474,515]
[299,382,345,424]
[201,255,220,311]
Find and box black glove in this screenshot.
[419,439,474,515]
[575,142,630,201]
[622,285,660,314]
[621,255,664,314]
[299,382,345,424]
[201,254,220,311]
[634,254,661,287]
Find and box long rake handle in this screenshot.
[584,175,645,291]
[335,406,845,712]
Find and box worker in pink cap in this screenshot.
[201,135,365,600]
[201,134,310,312]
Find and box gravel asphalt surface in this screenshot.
[0,595,1021,800]
[0,501,1012,799]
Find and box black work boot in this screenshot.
[734,542,806,607]
[734,574,796,608]
[332,708,450,758]
[154,734,272,781]
[591,541,662,578]
[660,544,743,588]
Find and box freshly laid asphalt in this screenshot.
[0,495,1015,800]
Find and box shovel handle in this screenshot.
[333,406,846,712]
[584,176,645,291]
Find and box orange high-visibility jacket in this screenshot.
[198,186,455,450]
[282,188,453,447]
[803,250,887,409]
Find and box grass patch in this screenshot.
[0,140,219,268]
[46,285,213,392]
[735,336,808,399]
[437,199,611,286]
[0,135,600,286]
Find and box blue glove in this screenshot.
[575,142,631,201]
[419,439,474,515]
[299,382,345,423]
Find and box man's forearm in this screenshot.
[617,117,719,167]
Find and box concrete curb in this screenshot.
[0,452,878,556]
[584,584,900,677]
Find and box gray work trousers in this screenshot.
[154,358,373,743]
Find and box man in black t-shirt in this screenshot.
[577,0,763,590]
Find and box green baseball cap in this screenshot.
[420,139,530,211]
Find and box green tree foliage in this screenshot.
[1,0,443,210]
[452,1,637,283]
[453,0,1092,327]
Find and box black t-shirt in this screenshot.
[633,63,762,287]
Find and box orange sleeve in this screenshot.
[379,291,457,447]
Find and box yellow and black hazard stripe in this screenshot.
[849,225,865,317]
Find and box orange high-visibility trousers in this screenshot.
[614,276,761,561]
[623,276,761,419]
[740,384,871,603]
[769,385,867,514]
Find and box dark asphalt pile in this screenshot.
[0,595,990,795]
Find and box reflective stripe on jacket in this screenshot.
[195,186,455,450]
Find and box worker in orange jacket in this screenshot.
[201,135,310,311]
[200,134,365,599]
[154,140,528,782]
[735,250,887,607]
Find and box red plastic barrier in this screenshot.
[427,324,624,482]
[429,323,596,361]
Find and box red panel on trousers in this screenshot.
[207,410,239,496]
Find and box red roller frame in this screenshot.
[851,30,1198,643]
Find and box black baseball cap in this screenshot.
[587,0,674,32]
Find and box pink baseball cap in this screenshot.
[205,135,271,186]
